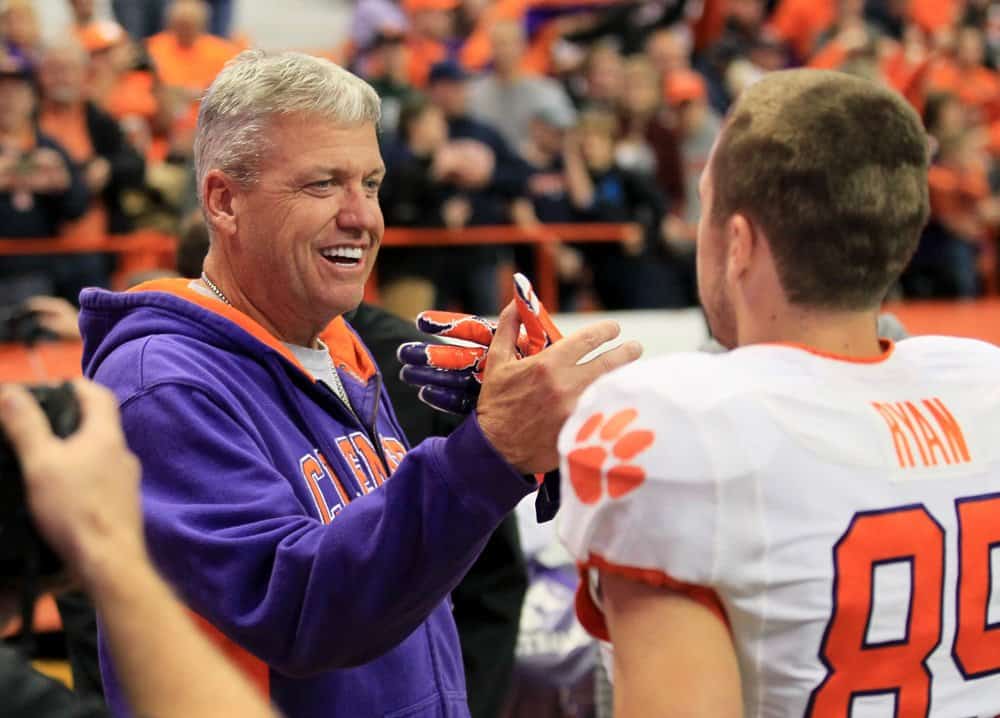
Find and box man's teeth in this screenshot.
[321,247,363,260]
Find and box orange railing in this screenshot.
[379,223,635,310]
[0,223,637,310]
[0,229,178,285]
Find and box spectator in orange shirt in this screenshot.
[905,130,997,297]
[145,0,239,166]
[877,22,939,111]
[455,0,522,71]
[937,133,995,228]
[952,25,1000,122]
[0,58,96,303]
[908,0,960,35]
[809,0,881,70]
[403,0,456,88]
[80,20,192,233]
[902,25,997,123]
[83,21,166,149]
[37,41,145,239]
[989,120,1000,159]
[146,0,239,110]
[768,0,835,61]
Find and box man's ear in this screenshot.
[203,169,237,240]
[724,212,755,287]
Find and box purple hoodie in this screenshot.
[79,279,534,717]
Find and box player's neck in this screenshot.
[740,307,885,360]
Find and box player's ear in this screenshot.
[724,212,754,285]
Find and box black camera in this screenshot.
[0,304,57,346]
[0,383,80,583]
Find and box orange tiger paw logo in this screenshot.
[567,409,654,504]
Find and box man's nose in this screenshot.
[336,187,378,233]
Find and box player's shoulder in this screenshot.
[893,334,1000,370]
[566,350,771,481]
[583,346,789,414]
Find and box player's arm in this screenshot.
[601,571,743,718]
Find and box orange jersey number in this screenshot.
[807,494,1000,716]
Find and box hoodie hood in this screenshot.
[80,278,379,386]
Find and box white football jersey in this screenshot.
[557,336,1000,718]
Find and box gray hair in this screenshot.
[194,50,381,200]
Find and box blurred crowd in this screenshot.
[1,0,999,317]
[0,0,240,305]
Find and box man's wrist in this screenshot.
[78,540,156,607]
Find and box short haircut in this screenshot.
[194,50,381,201]
[710,69,930,310]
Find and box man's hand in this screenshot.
[0,387,281,718]
[397,273,564,415]
[0,380,146,591]
[442,196,472,228]
[450,140,495,189]
[0,150,17,191]
[26,148,71,193]
[477,304,642,474]
[85,156,112,194]
[24,296,82,340]
[431,144,461,181]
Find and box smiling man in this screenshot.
[77,50,640,718]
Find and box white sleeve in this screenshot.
[556,360,724,638]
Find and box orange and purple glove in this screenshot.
[397,273,562,415]
[398,273,565,521]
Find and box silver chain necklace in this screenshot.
[200,272,354,410]
[201,272,230,305]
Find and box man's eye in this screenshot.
[365,179,382,192]
[310,180,334,190]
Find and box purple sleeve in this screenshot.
[121,383,532,677]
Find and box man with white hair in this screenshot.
[78,50,641,718]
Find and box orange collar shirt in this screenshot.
[146,31,240,92]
